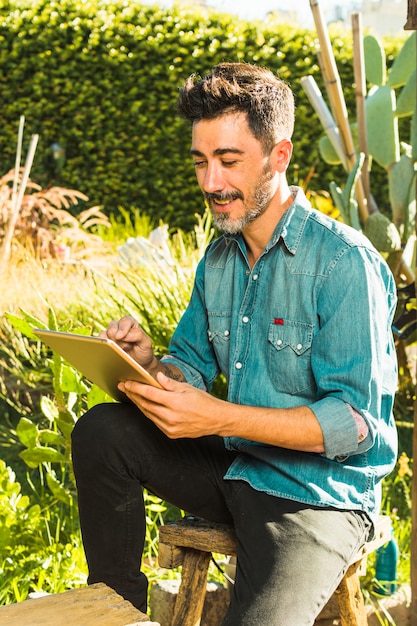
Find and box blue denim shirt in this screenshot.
[162,187,398,518]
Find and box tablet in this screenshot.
[33,328,162,402]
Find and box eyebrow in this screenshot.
[190,148,245,157]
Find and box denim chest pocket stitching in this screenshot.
[207,314,231,372]
[207,328,231,342]
[268,320,313,355]
[207,313,232,343]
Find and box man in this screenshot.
[72,62,398,625]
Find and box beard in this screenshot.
[205,162,275,235]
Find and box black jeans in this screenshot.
[71,402,372,626]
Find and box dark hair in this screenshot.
[177,62,295,154]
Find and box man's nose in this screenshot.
[202,162,224,194]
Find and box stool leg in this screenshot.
[171,548,212,626]
[335,561,368,626]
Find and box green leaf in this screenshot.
[388,153,416,226]
[87,384,114,408]
[40,396,59,421]
[39,430,66,447]
[60,363,89,394]
[56,406,77,437]
[388,32,416,89]
[16,418,39,449]
[364,35,386,86]
[19,446,67,467]
[47,308,59,331]
[366,85,399,168]
[4,314,41,339]
[318,135,342,165]
[343,153,365,206]
[349,200,361,232]
[146,502,167,513]
[46,472,72,505]
[329,182,349,225]
[396,69,416,118]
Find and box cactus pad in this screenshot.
[364,212,402,252]
[364,35,386,86]
[366,85,399,168]
[388,32,416,89]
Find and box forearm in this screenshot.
[217,401,325,453]
[147,356,186,383]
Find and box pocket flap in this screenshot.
[268,320,313,355]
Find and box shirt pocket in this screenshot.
[268,319,314,394]
[207,312,231,374]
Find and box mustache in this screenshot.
[204,191,243,203]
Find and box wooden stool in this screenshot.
[158,514,392,626]
[0,582,159,626]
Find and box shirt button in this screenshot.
[297,343,303,350]
[252,274,258,281]
[224,330,230,336]
[235,362,243,369]
[242,316,249,323]
[277,339,283,346]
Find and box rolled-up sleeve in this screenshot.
[309,245,397,460]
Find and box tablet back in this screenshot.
[33,329,161,401]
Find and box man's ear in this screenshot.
[271,139,293,173]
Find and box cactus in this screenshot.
[313,31,416,277]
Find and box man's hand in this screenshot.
[118,373,224,439]
[100,316,156,370]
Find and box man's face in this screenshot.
[190,112,277,234]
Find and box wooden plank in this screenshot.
[0,583,158,626]
[158,543,186,569]
[171,549,211,626]
[335,561,367,626]
[159,519,236,556]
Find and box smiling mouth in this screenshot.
[205,192,243,207]
[214,198,233,206]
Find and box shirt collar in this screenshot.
[272,186,312,255]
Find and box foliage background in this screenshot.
[0,0,405,229]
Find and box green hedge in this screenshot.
[0,0,403,229]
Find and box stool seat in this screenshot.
[158,514,392,626]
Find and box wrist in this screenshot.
[146,356,161,377]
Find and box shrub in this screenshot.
[0,1,405,229]
[0,459,87,603]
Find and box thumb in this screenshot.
[155,370,183,391]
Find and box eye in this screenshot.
[193,160,206,168]
[222,160,237,167]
